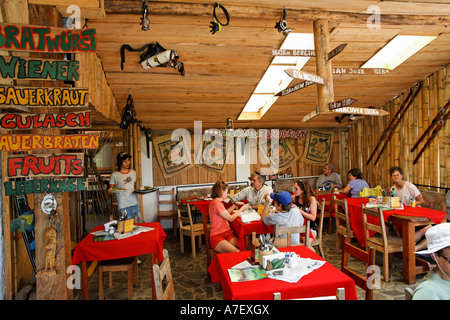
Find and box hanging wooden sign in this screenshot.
[0,134,98,152]
[7,153,84,178]
[328,98,358,110]
[0,55,79,81]
[331,106,389,116]
[4,177,88,196]
[0,23,96,53]
[0,111,91,130]
[332,67,390,75]
[275,80,315,97]
[272,49,315,57]
[0,86,89,107]
[327,43,347,60]
[284,69,324,84]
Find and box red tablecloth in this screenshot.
[346,198,446,247]
[72,222,166,265]
[208,245,358,300]
[231,218,273,251]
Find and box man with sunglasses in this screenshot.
[413,223,450,300]
[229,171,273,210]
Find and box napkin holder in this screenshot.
[117,219,134,234]
[246,238,260,265]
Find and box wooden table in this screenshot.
[346,198,446,284]
[72,222,166,300]
[208,245,358,300]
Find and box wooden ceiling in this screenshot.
[88,0,450,131]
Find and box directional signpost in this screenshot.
[275,80,315,97]
[284,68,324,84]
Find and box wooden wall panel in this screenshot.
[152,130,343,186]
[349,64,449,191]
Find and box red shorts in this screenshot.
[210,229,236,250]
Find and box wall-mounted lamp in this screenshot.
[275,7,291,35]
[335,114,357,124]
[226,118,234,131]
[210,2,230,35]
[140,0,150,31]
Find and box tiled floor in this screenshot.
[73,224,426,300]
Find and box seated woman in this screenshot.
[209,179,249,253]
[390,166,424,206]
[390,166,430,251]
[343,168,369,198]
[261,191,305,246]
[291,180,318,249]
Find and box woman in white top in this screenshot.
[390,166,430,251]
[389,166,424,206]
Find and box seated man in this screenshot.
[316,163,342,189]
[229,171,273,210]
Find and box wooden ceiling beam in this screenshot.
[103,1,450,26]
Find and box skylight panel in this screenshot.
[361,35,436,70]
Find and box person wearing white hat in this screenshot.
[413,223,450,300]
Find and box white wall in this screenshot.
[140,131,158,223]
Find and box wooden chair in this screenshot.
[311,198,325,257]
[274,287,345,300]
[201,209,216,280]
[157,188,177,236]
[334,196,356,250]
[361,204,403,282]
[314,189,333,234]
[273,221,310,248]
[340,237,376,300]
[177,201,205,258]
[152,249,175,300]
[98,256,138,300]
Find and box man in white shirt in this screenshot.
[316,163,342,189]
[230,171,273,210]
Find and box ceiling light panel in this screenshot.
[361,35,436,70]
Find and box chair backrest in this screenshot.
[152,249,175,300]
[201,209,215,268]
[274,287,345,300]
[157,188,176,211]
[177,201,194,230]
[361,204,388,247]
[315,198,326,243]
[340,237,376,300]
[273,221,310,247]
[334,197,352,237]
[314,189,333,206]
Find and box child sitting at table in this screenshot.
[261,191,305,246]
[209,179,249,253]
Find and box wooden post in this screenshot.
[313,19,334,114]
